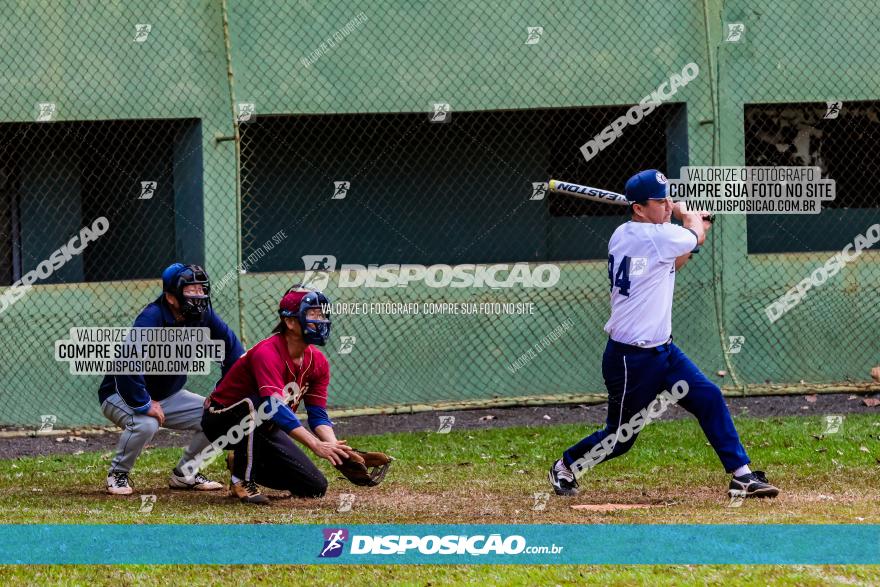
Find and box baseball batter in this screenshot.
[549,169,779,499]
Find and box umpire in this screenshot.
[98,263,245,495]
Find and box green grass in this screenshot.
[0,413,878,584]
[0,564,878,587]
[1,413,877,524]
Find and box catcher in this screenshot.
[200,286,392,504]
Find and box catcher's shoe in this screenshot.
[230,479,270,505]
[169,469,224,491]
[106,471,133,495]
[728,470,779,498]
[548,458,579,496]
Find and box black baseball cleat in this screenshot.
[548,458,579,496]
[729,470,779,498]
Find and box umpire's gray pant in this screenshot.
[101,390,211,475]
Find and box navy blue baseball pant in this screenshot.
[201,398,328,498]
[563,338,750,473]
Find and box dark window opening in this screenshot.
[0,118,204,284]
[745,102,880,253]
[239,104,686,268]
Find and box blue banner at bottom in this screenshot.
[0,524,877,564]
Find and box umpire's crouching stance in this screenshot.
[200,288,350,504]
[98,263,245,495]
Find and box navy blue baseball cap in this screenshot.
[162,263,188,291]
[624,169,669,202]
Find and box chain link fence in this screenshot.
[1,1,878,428]
[718,0,880,388]
[0,3,238,428]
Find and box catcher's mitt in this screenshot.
[335,448,394,487]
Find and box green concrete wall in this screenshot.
[0,0,877,427]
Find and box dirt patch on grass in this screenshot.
[10,475,880,525]
[570,503,668,511]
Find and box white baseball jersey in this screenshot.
[603,221,698,347]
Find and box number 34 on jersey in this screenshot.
[607,255,648,297]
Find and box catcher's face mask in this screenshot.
[165,264,211,322]
[279,288,332,346]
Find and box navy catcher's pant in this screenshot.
[563,339,750,473]
[202,399,327,498]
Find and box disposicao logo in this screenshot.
[319,528,348,558]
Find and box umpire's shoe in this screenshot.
[729,470,779,498]
[169,468,224,491]
[548,458,579,496]
[106,471,133,495]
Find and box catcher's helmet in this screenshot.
[162,263,211,322]
[278,286,332,346]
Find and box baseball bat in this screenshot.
[547,178,715,222]
[547,179,629,206]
